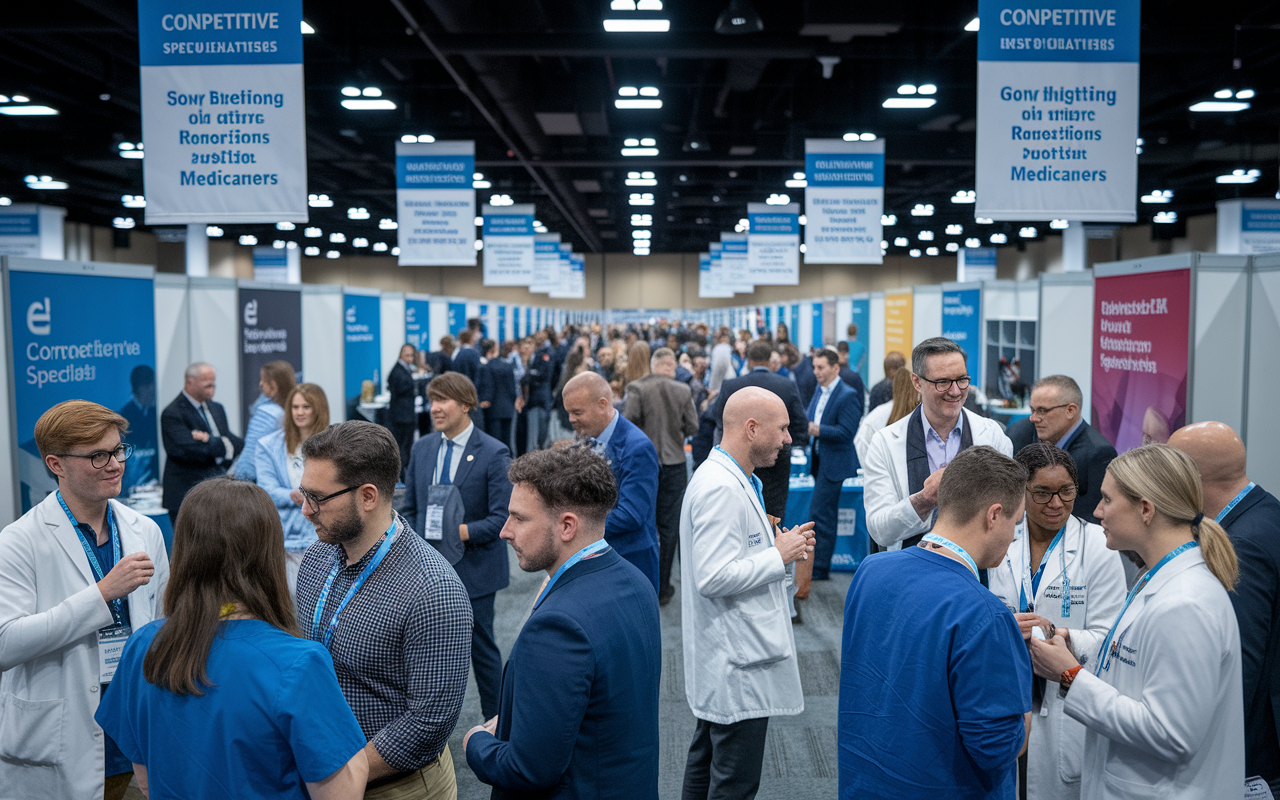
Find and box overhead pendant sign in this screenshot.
[530,233,560,294]
[747,202,800,285]
[482,203,535,286]
[720,233,753,293]
[975,0,1140,222]
[137,0,308,224]
[804,138,885,264]
[396,139,476,266]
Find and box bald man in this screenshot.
[563,372,661,590]
[680,387,815,800]
[1171,421,1280,791]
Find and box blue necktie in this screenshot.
[440,440,455,485]
[197,404,211,429]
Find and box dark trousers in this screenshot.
[657,463,688,592]
[754,458,790,521]
[515,411,529,456]
[485,417,512,450]
[682,716,770,800]
[809,451,842,578]
[392,422,415,480]
[470,592,502,720]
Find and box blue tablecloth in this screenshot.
[783,481,869,572]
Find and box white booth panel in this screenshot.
[187,277,241,434]
[380,292,406,381]
[1191,266,1250,432]
[869,292,886,383]
[835,296,853,346]
[301,286,344,426]
[982,280,1021,319]
[1038,272,1094,422]
[1016,280,1039,318]
[429,299,450,348]
[797,301,813,351]
[913,285,943,344]
[1248,255,1280,490]
[154,274,190,472]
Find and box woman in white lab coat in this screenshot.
[1030,444,1244,800]
[989,443,1127,800]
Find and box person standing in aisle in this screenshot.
[388,343,419,478]
[1030,444,1244,800]
[425,335,454,376]
[867,351,905,411]
[239,360,296,484]
[806,348,862,580]
[522,334,555,452]
[835,341,867,413]
[0,401,168,800]
[708,328,734,394]
[478,338,517,448]
[161,362,244,524]
[118,364,159,495]
[845,322,867,379]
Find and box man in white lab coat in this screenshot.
[680,386,815,800]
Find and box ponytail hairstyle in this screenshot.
[1105,444,1237,591]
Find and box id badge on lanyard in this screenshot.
[425,505,445,540]
[98,625,131,683]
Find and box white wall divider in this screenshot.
[869,292,886,384]
[429,298,452,349]
[187,277,242,434]
[835,296,853,348]
[1016,280,1040,319]
[913,284,943,344]
[1247,254,1280,490]
[380,292,406,385]
[1038,272,1095,422]
[465,301,481,327]
[1190,255,1251,432]
[301,285,344,427]
[797,300,813,352]
[154,274,190,472]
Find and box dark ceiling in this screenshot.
[2,0,1279,256]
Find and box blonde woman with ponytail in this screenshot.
[1028,444,1244,799]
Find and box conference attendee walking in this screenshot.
[863,337,1012,553]
[1029,444,1244,800]
[452,330,481,383]
[463,446,661,797]
[94,478,368,800]
[1007,375,1117,524]
[161,362,244,524]
[562,371,661,591]
[522,334,555,452]
[867,351,905,411]
[255,383,329,592]
[295,421,472,800]
[1170,421,1280,792]
[707,328,734,393]
[807,348,863,580]
[425,335,455,376]
[624,346,699,605]
[388,343,419,476]
[840,446,1032,799]
[0,401,168,800]
[478,338,518,448]
[238,359,295,484]
[988,443,1127,800]
[402,373,512,725]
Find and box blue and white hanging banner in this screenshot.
[482,203,535,286]
[404,296,431,350]
[251,245,299,282]
[549,249,584,299]
[709,244,733,298]
[941,285,983,371]
[530,233,560,294]
[137,0,307,224]
[556,243,572,296]
[747,202,800,285]
[698,252,731,298]
[720,233,753,293]
[850,297,871,384]
[570,253,586,299]
[0,205,66,259]
[395,140,476,266]
[975,0,1140,222]
[1216,199,1280,255]
[804,138,885,264]
[957,247,998,281]
[343,290,380,418]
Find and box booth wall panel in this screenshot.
[381,294,406,386]
[1247,260,1280,490]
[913,286,943,344]
[0,267,13,524]
[835,298,852,347]
[869,293,887,385]
[154,275,190,471]
[301,288,344,427]
[429,300,451,347]
[1038,275,1094,423]
[1192,268,1250,432]
[187,279,241,433]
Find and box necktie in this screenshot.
[197,403,211,429]
[440,439,455,485]
[201,403,222,438]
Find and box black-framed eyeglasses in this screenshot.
[298,485,359,513]
[54,443,134,469]
[1030,403,1071,417]
[917,375,971,392]
[1029,486,1078,504]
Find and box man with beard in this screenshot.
[296,421,472,800]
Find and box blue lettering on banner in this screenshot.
[0,215,40,236]
[978,0,1140,63]
[483,214,534,237]
[805,153,885,187]
[138,0,302,66]
[748,213,800,235]
[395,155,474,189]
[1243,209,1280,232]
[404,298,430,349]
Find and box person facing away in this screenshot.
[161,361,244,524]
[94,478,368,800]
[840,445,1032,799]
[239,360,296,484]
[868,351,906,411]
[463,445,661,798]
[388,343,420,476]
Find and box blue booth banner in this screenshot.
[395,140,476,266]
[482,203,535,286]
[720,233,753,293]
[404,297,430,350]
[958,247,998,281]
[804,138,885,264]
[343,291,380,419]
[553,243,573,297]
[975,0,1140,222]
[530,233,561,294]
[850,297,871,383]
[238,284,301,425]
[747,202,801,285]
[6,259,158,509]
[0,205,66,260]
[941,285,983,383]
[137,0,308,224]
[447,302,466,336]
[810,302,824,350]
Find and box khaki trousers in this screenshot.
[363,745,456,800]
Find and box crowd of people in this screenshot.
[0,316,1276,800]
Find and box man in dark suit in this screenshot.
[793,350,817,409]
[160,362,243,524]
[562,371,660,591]
[477,338,517,448]
[522,334,555,452]
[451,330,481,384]
[1006,374,1116,523]
[402,372,513,723]
[807,348,862,580]
[1170,421,1280,791]
[386,343,417,477]
[463,445,660,797]
[424,334,454,376]
[836,340,867,414]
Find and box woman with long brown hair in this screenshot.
[95,478,368,799]
[238,360,296,483]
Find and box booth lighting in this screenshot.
[766,193,790,205]
[1217,169,1261,184]
[489,194,514,206]
[400,134,435,143]
[475,239,484,250]
[910,203,934,216]
[1049,219,1069,229]
[473,172,492,189]
[1019,226,1038,238]
[926,246,939,256]
[882,214,897,226]
[946,242,960,252]
[1141,190,1173,204]
[276,221,295,230]
[629,193,655,206]
[301,20,315,34]
[112,217,135,230]
[965,17,980,31]
[121,194,146,208]
[945,223,963,235]
[918,230,934,241]
[965,237,981,248]
[239,235,258,245]
[373,242,389,252]
[843,133,877,141]
[909,248,922,257]
[347,207,370,220]
[353,237,369,247]
[24,175,67,190]
[118,142,144,159]
[329,232,346,243]
[976,217,994,224]
[1153,211,1178,224]
[326,250,340,259]
[308,194,333,208]
[304,246,320,256]
[894,237,908,247]
[304,227,322,238]
[272,240,286,249]
[990,233,1008,244]
[206,226,224,237]
[626,171,658,186]
[379,218,398,230]
[785,172,807,188]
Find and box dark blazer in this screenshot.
[452,346,481,385]
[401,427,512,599]
[464,548,660,799]
[603,415,660,562]
[160,394,244,513]
[425,350,452,375]
[522,346,555,410]
[839,366,867,414]
[480,358,518,421]
[868,376,893,411]
[794,355,817,409]
[712,367,809,449]
[807,379,862,481]
[1221,483,1280,784]
[387,361,416,426]
[1006,418,1116,524]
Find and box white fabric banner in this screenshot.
[747,202,800,285]
[482,203,535,286]
[395,140,476,266]
[804,138,884,264]
[529,233,560,294]
[720,233,753,293]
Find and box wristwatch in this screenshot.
[1058,665,1083,698]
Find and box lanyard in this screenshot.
[57,491,125,626]
[533,539,611,609]
[1216,482,1255,524]
[1007,523,1071,617]
[312,521,397,647]
[921,533,979,578]
[715,447,766,513]
[1096,540,1199,672]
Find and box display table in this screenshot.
[783,478,869,572]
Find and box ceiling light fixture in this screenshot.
[799,214,807,225]
[206,226,224,237]
[272,240,286,248]
[884,97,936,109]
[329,232,346,243]
[400,134,435,143]
[965,17,979,31]
[894,237,908,246]
[117,142,144,159]
[926,246,940,256]
[909,249,922,258]
[1019,227,1038,238]
[353,237,369,247]
[785,172,807,188]
[326,250,340,259]
[1217,168,1261,184]
[1237,89,1255,99]
[347,207,370,220]
[1189,100,1250,112]
[897,84,917,95]
[911,203,935,216]
[629,193,655,206]
[766,193,790,205]
[0,98,58,116]
[276,221,295,230]
[1049,219,1069,229]
[951,190,976,204]
[990,233,1008,244]
[946,242,960,252]
[112,217,135,230]
[304,246,320,256]
[24,175,67,190]
[304,227,322,238]
[121,194,146,208]
[976,217,994,224]
[918,230,934,241]
[616,87,662,110]
[882,214,897,226]
[714,0,764,35]
[473,171,492,189]
[626,171,658,186]
[239,235,258,245]
[489,194,514,206]
[1153,211,1178,224]
[373,242,389,252]
[918,84,937,95]
[1140,190,1173,204]
[965,237,981,248]
[392,246,401,256]
[308,194,333,208]
[301,20,315,34]
[945,223,963,235]
[379,218,398,230]
[475,240,484,250]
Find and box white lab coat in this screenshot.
[1063,548,1244,799]
[680,447,803,724]
[988,515,1128,800]
[0,492,169,800]
[863,408,1013,549]
[853,400,893,466]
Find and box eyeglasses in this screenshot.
[298,485,359,513]
[1029,486,1077,504]
[917,375,970,392]
[55,443,134,469]
[1030,403,1071,417]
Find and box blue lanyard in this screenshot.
[1008,523,1071,617]
[715,447,766,513]
[1096,540,1199,672]
[921,533,979,578]
[57,491,125,626]
[1216,482,1255,523]
[312,521,397,647]
[533,539,611,609]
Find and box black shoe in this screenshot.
[658,585,675,606]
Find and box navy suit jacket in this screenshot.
[794,356,817,409]
[401,427,512,598]
[425,350,453,375]
[453,346,482,385]
[480,358,519,420]
[603,414,659,561]
[807,379,862,481]
[839,366,867,414]
[387,361,416,426]
[465,548,661,799]
[160,394,243,513]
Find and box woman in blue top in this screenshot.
[237,361,295,483]
[95,478,368,800]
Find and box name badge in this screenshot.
[1245,776,1275,799]
[425,505,444,541]
[98,624,131,684]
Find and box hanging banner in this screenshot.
[252,245,299,282]
[0,205,66,259]
[720,233,753,293]
[238,284,301,424]
[530,233,560,294]
[404,296,430,350]
[343,291,380,420]
[957,247,998,281]
[482,203,535,286]
[137,0,308,224]
[396,140,476,266]
[747,202,800,285]
[884,290,914,358]
[1216,199,1280,255]
[6,259,158,510]
[804,138,885,264]
[975,0,1140,222]
[699,252,730,298]
[941,285,982,379]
